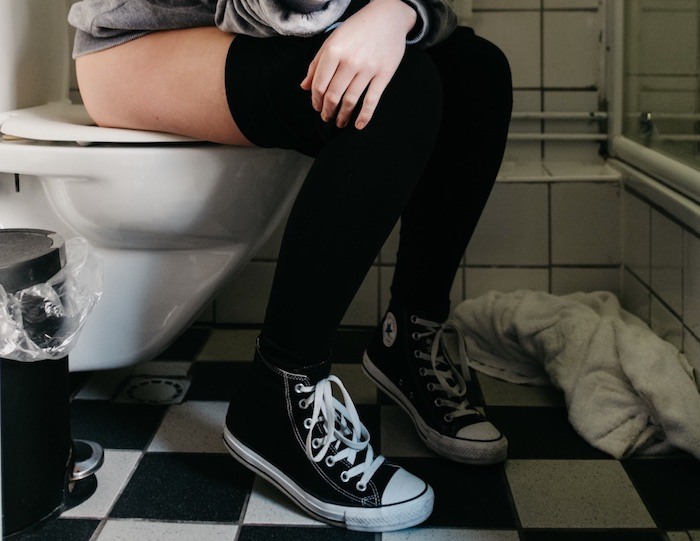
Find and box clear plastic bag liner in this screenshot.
[0,238,102,362]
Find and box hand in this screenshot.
[300,0,417,130]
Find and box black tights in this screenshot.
[225,26,512,367]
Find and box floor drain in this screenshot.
[116,376,191,405]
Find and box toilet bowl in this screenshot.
[0,0,312,371]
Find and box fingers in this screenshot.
[302,51,388,129]
[352,75,391,130]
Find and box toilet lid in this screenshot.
[0,101,201,145]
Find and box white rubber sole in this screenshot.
[222,427,434,532]
[362,352,508,465]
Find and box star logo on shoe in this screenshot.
[382,312,398,347]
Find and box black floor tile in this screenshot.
[155,327,211,360]
[391,457,517,528]
[110,452,254,522]
[484,406,610,459]
[622,457,700,530]
[185,361,251,401]
[519,530,664,541]
[238,525,374,540]
[9,518,100,541]
[70,401,168,450]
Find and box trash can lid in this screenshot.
[0,229,65,294]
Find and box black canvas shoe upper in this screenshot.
[224,341,433,530]
[364,304,507,463]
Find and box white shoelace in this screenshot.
[295,375,385,491]
[411,317,479,422]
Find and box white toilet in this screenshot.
[0,0,313,371]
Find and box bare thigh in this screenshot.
[76,27,253,146]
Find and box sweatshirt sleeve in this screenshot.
[400,0,458,48]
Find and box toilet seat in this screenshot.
[0,101,201,145]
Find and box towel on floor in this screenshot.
[451,289,700,460]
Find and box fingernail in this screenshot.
[356,120,366,130]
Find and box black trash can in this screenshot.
[0,229,73,538]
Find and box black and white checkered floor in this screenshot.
[17,326,700,541]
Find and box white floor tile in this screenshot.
[96,520,238,541]
[506,459,656,528]
[197,329,259,362]
[242,477,323,526]
[62,450,141,519]
[147,401,228,453]
[384,529,519,541]
[380,406,437,458]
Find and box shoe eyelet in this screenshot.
[340,471,350,482]
[411,332,420,341]
[303,418,313,429]
[294,383,304,394]
[444,413,453,422]
[356,481,367,492]
[298,399,308,409]
[312,438,321,449]
[413,350,421,358]
[325,456,335,467]
[434,398,442,407]
[418,367,427,376]
[426,383,435,391]
[410,315,418,324]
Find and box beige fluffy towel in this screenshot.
[451,289,700,459]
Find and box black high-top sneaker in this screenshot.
[362,304,507,464]
[223,340,434,532]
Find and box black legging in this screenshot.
[225,24,512,368]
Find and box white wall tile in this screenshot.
[623,190,651,282]
[544,0,599,7]
[465,267,550,298]
[650,210,684,316]
[473,0,540,9]
[544,141,602,162]
[621,269,651,326]
[215,261,275,324]
[543,11,601,88]
[470,11,541,88]
[378,267,464,316]
[380,219,401,265]
[551,267,621,296]
[685,230,700,337]
[195,301,215,324]
[340,266,379,326]
[504,140,544,163]
[466,183,549,265]
[551,183,621,265]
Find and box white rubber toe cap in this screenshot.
[381,468,428,505]
[456,420,503,442]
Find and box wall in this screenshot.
[619,165,700,385]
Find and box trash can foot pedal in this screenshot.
[70,439,104,482]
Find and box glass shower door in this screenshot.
[622,0,700,171]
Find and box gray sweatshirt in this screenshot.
[68,0,457,58]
